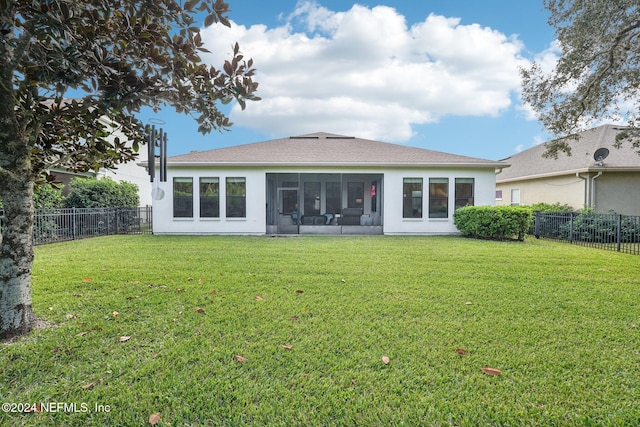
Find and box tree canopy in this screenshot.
[1,0,259,180]
[0,0,259,339]
[521,0,640,157]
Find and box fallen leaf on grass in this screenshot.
[76,331,89,337]
[81,382,95,390]
[112,311,119,318]
[382,356,391,365]
[198,278,205,285]
[211,289,217,295]
[455,348,469,355]
[132,280,141,285]
[149,413,161,425]
[235,355,247,363]
[281,345,293,350]
[119,336,131,342]
[465,302,473,305]
[82,278,93,283]
[295,290,304,294]
[24,404,42,413]
[65,313,77,320]
[193,307,206,314]
[481,367,501,376]
[290,316,299,321]
[176,288,184,293]
[255,295,264,301]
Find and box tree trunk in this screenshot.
[0,175,37,340]
[0,4,37,339]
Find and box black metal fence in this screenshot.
[1,207,153,246]
[532,211,640,255]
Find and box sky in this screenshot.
[138,0,561,160]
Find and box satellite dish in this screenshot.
[593,147,610,162]
[151,187,165,200]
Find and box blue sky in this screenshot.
[139,0,559,160]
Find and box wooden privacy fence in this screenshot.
[532,211,640,255]
[0,207,153,246]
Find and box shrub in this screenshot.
[34,183,64,209]
[527,202,574,213]
[453,206,532,241]
[65,177,139,208]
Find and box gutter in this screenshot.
[142,161,509,169]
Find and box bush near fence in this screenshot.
[1,207,152,246]
[454,206,532,241]
[532,210,640,255]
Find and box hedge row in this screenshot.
[453,206,532,241]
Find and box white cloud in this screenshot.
[200,1,530,141]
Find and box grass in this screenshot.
[1,235,639,426]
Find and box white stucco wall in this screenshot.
[382,168,497,235]
[152,167,266,234]
[152,166,498,235]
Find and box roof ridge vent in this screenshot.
[290,136,319,139]
[327,136,355,139]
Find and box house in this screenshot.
[149,132,507,235]
[496,125,640,215]
[53,115,152,207]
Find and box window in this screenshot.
[429,178,448,218]
[173,177,193,218]
[455,178,474,209]
[510,189,521,206]
[304,182,321,215]
[226,177,246,218]
[403,178,422,218]
[200,177,219,218]
[326,182,341,214]
[347,182,364,209]
[496,190,503,201]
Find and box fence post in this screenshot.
[569,212,575,243]
[72,207,77,240]
[534,210,540,239]
[115,208,120,235]
[617,214,622,252]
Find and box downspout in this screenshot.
[576,173,589,208]
[591,171,603,211]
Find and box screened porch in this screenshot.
[266,173,383,235]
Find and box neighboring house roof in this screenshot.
[166,132,507,168]
[497,125,640,183]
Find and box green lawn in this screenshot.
[2,235,639,426]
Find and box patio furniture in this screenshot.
[340,208,363,225]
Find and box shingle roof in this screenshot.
[168,132,506,168]
[497,125,640,182]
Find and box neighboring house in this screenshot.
[149,132,507,235]
[54,116,152,207]
[496,125,640,215]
